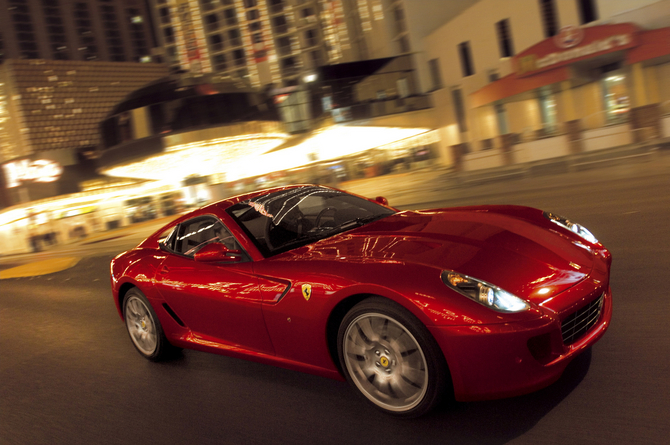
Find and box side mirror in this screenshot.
[375,196,389,206]
[194,242,242,263]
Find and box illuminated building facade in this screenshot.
[147,0,464,88]
[422,0,670,171]
[96,70,287,200]
[0,59,169,206]
[0,0,156,63]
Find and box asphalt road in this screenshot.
[1,160,669,445]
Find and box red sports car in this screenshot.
[111,185,612,417]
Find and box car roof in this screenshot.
[202,184,332,213]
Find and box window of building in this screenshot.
[602,71,630,122]
[538,86,557,132]
[578,0,598,24]
[205,13,220,31]
[428,58,443,90]
[213,53,227,71]
[305,29,317,47]
[126,7,149,61]
[42,0,69,59]
[277,36,291,56]
[494,103,509,135]
[210,34,224,51]
[281,57,297,76]
[159,7,171,25]
[451,88,468,133]
[539,0,558,37]
[200,0,215,12]
[268,0,283,14]
[249,22,261,32]
[273,15,288,34]
[228,29,241,46]
[398,35,410,53]
[247,9,259,21]
[164,27,175,44]
[393,6,406,35]
[99,1,125,61]
[458,41,475,77]
[224,9,237,26]
[496,19,514,58]
[9,0,38,59]
[233,48,245,66]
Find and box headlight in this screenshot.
[441,271,529,313]
[544,211,598,244]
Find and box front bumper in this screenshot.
[429,286,612,401]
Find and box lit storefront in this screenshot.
[462,22,670,171]
[0,67,439,254]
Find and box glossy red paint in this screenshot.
[111,185,612,402]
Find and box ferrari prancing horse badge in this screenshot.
[301,284,312,301]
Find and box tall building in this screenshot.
[422,0,670,171]
[0,0,157,63]
[147,0,420,88]
[0,59,168,205]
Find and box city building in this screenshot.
[0,0,169,208]
[422,0,670,171]
[146,0,481,88]
[0,59,168,204]
[0,0,157,63]
[149,0,387,87]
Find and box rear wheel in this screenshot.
[123,288,176,361]
[337,297,449,417]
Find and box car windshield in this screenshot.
[226,186,395,256]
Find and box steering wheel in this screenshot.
[315,207,337,228]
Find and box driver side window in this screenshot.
[173,217,239,257]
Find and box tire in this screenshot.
[122,288,176,361]
[337,297,449,417]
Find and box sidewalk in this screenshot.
[339,139,669,208]
[0,215,176,277]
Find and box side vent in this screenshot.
[162,303,186,327]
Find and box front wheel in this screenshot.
[337,297,449,417]
[123,288,176,361]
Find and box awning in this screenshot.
[470,67,570,108]
[470,24,670,108]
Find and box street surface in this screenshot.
[1,157,669,444]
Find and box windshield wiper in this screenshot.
[335,214,388,231]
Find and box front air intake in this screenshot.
[561,293,604,345]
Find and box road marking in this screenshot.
[0,257,81,279]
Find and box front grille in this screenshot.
[561,293,604,345]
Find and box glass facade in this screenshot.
[602,74,630,123]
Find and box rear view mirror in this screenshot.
[194,242,242,263]
[375,196,389,206]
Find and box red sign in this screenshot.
[514,23,639,77]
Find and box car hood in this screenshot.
[306,206,596,303]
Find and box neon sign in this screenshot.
[3,159,63,188]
